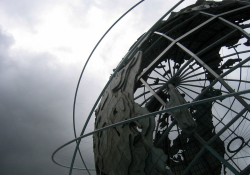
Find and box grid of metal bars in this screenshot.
[133,1,250,174]
[52,1,250,174]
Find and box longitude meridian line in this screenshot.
[173,62,177,75]
[240,112,250,139]
[148,76,168,83]
[245,61,250,91]
[238,111,248,137]
[69,1,145,174]
[233,47,242,138]
[180,65,203,80]
[154,69,170,81]
[238,150,248,166]
[179,83,214,90]
[225,145,248,172]
[232,155,250,160]
[158,63,172,80]
[238,147,250,161]
[197,134,241,174]
[222,129,250,171]
[222,117,245,143]
[143,85,147,105]
[214,101,238,115]
[134,87,160,100]
[168,58,173,77]
[181,79,207,83]
[178,85,200,95]
[214,97,237,129]
[161,62,172,79]
[211,112,242,140]
[181,72,205,81]
[213,101,237,141]
[179,61,197,78]
[140,94,153,106]
[177,87,194,101]
[242,124,250,142]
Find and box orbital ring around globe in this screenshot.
[52,0,250,174]
[52,0,184,172]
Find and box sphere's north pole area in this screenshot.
[53,0,250,175]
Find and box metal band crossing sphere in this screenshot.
[52,1,250,175]
[94,1,250,174]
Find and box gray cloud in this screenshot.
[0,26,86,174]
[0,1,215,174]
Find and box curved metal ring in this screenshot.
[52,0,145,173]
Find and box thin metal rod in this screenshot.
[156,120,177,146]
[158,13,200,33]
[223,116,246,142]
[134,87,161,100]
[181,72,206,81]
[140,94,153,106]
[196,29,238,56]
[177,87,195,100]
[138,14,218,80]
[176,42,250,113]
[181,79,208,83]
[241,164,250,175]
[69,1,145,174]
[178,85,200,94]
[199,11,214,17]
[219,17,250,40]
[221,50,250,59]
[66,1,186,169]
[164,13,201,35]
[154,109,163,139]
[194,55,250,102]
[211,113,240,138]
[52,89,250,167]
[180,65,202,79]
[140,78,166,106]
[219,3,250,17]
[155,31,174,42]
[153,69,169,81]
[152,28,238,94]
[137,42,176,80]
[156,58,195,92]
[148,76,168,82]
[208,106,249,145]
[182,147,206,175]
[176,16,217,42]
[224,79,250,84]
[214,101,239,115]
[179,62,197,78]
[192,132,240,175]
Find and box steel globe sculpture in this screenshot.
[53,0,250,174]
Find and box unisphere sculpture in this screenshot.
[52,0,250,175]
[94,0,250,174]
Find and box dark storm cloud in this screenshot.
[0,27,83,174]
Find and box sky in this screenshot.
[0,0,224,174]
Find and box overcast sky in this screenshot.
[0,0,202,174]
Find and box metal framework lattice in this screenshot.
[52,0,250,175]
[131,1,250,174]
